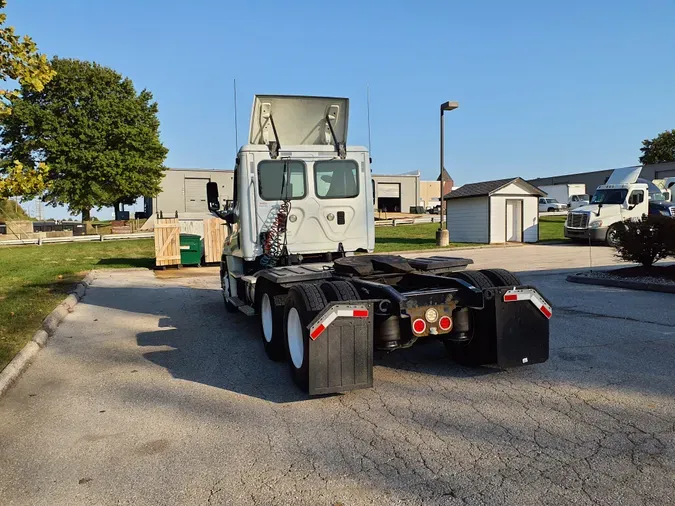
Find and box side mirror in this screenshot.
[207,182,220,211]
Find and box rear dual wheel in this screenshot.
[480,268,521,287]
[256,278,287,361]
[443,269,520,366]
[283,281,360,392]
[284,284,328,392]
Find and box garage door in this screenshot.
[377,183,400,198]
[184,178,210,212]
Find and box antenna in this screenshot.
[233,79,239,154]
[366,85,372,157]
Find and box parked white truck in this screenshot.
[205,94,552,396]
[539,183,589,209]
[564,166,648,246]
[653,177,675,202]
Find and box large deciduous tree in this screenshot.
[0,57,168,220]
[639,130,675,165]
[0,0,55,200]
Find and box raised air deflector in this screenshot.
[249,95,349,150]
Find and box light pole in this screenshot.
[436,101,459,247]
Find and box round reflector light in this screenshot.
[412,318,426,334]
[424,308,439,323]
[438,316,452,331]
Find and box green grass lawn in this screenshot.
[539,215,567,242]
[0,239,154,371]
[374,222,480,252]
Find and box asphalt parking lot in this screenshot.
[1,245,674,506]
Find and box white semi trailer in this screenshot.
[538,183,589,209]
[206,94,552,395]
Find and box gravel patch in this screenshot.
[575,269,675,285]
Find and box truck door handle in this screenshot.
[337,211,345,225]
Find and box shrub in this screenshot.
[614,215,675,268]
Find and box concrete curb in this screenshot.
[567,274,675,294]
[0,271,95,398]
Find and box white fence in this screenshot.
[0,232,154,247]
[374,216,439,227]
[375,211,568,228]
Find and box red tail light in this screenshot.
[412,318,426,334]
[438,316,452,331]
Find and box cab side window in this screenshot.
[628,190,644,205]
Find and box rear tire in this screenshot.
[479,268,521,287]
[320,280,360,302]
[450,270,494,290]
[284,284,327,392]
[256,278,287,362]
[444,270,496,366]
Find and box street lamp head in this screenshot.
[440,101,459,112]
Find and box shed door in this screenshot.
[506,199,523,242]
[185,178,210,212]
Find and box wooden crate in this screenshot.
[154,218,181,267]
[203,218,227,264]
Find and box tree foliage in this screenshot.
[639,130,675,165]
[0,160,49,198]
[614,215,675,268]
[0,0,55,197]
[0,57,168,219]
[0,0,56,116]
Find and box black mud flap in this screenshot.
[492,286,551,368]
[307,301,375,396]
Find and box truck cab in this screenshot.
[568,193,590,210]
[564,166,648,246]
[207,95,376,300]
[653,177,675,203]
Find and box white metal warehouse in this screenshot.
[371,172,420,213]
[444,178,545,244]
[151,168,234,216]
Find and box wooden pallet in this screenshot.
[203,218,227,264]
[154,218,181,267]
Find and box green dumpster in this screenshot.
[179,234,203,266]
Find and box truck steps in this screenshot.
[238,304,256,316]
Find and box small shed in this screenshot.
[444,178,545,244]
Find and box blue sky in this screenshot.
[7,0,675,219]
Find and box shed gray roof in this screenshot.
[444,177,546,200]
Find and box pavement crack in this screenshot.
[555,307,674,328]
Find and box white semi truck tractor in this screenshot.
[564,166,652,246]
[206,94,552,395]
